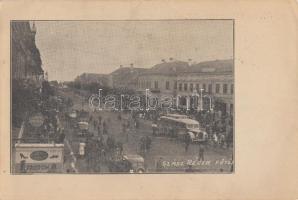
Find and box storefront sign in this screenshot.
[28,113,44,127]
[15,144,64,173]
[30,151,49,161]
[15,144,64,164]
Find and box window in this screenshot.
[216,84,220,93]
[186,124,199,129]
[230,104,234,114]
[231,84,234,94]
[208,84,212,93]
[174,81,177,90]
[165,81,170,90]
[190,83,193,92]
[202,84,206,91]
[223,84,228,94]
[179,83,182,91]
[184,83,188,91]
[154,81,158,89]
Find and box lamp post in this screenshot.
[200,88,204,111]
[203,95,213,112]
[193,89,199,112]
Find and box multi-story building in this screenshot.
[137,60,189,96]
[137,59,234,115]
[176,59,234,115]
[11,21,44,82]
[110,64,147,90]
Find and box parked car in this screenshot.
[77,121,92,137]
[108,154,145,173]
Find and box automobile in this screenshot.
[152,123,158,136]
[155,116,208,143]
[77,121,92,137]
[108,154,146,173]
[67,110,77,119]
[165,114,189,119]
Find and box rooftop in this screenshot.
[139,59,233,76]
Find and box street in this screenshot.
[59,88,233,173]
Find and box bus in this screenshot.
[153,115,208,143]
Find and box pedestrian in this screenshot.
[140,140,147,156]
[122,123,126,134]
[93,120,97,129]
[97,125,101,135]
[156,157,163,172]
[185,134,191,153]
[185,165,194,173]
[219,133,225,148]
[106,136,115,152]
[198,145,205,161]
[103,127,108,135]
[103,120,107,130]
[58,130,65,144]
[116,141,123,155]
[145,136,152,151]
[213,133,218,147]
[20,160,27,173]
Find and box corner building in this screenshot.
[137,59,234,115]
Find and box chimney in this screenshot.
[31,21,37,34]
[130,63,134,73]
[188,58,192,65]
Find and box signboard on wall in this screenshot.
[15,143,64,173]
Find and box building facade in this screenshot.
[110,64,147,90]
[137,59,234,115]
[11,21,44,82]
[137,60,189,96]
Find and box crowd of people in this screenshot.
[131,107,233,148]
[196,110,233,149]
[62,88,234,172]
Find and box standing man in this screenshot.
[156,157,163,172]
[145,136,152,151]
[97,125,101,136]
[103,120,108,135]
[185,134,191,153]
[98,115,102,124]
[198,145,205,161]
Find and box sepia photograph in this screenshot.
[1,1,297,199]
[11,20,234,174]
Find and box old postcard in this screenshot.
[0,1,297,200]
[10,19,234,174]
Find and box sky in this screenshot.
[35,20,233,81]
